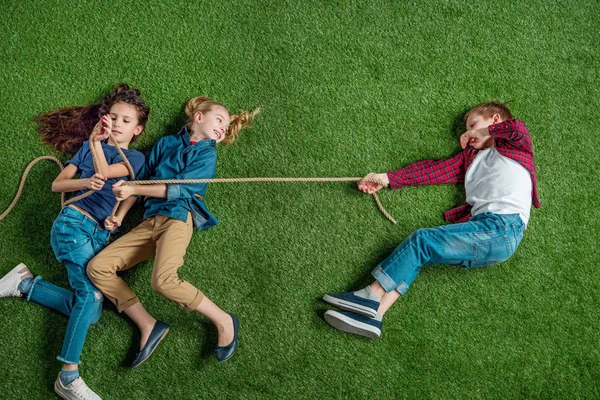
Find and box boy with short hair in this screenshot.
[322,101,540,339]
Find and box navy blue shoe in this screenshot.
[215,313,239,362]
[324,310,382,339]
[323,292,380,318]
[131,320,170,368]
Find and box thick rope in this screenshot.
[114,174,397,224]
[2,138,395,224]
[0,156,64,221]
[0,130,136,222]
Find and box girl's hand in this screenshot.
[460,128,494,150]
[112,180,134,201]
[104,215,122,231]
[87,173,107,190]
[358,173,389,194]
[91,114,112,142]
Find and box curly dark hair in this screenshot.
[35,83,150,154]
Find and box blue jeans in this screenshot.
[372,213,525,295]
[27,207,109,364]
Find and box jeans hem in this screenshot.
[26,276,43,302]
[372,266,409,294]
[56,355,80,365]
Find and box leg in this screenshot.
[49,207,113,399]
[371,213,524,295]
[87,218,157,350]
[87,218,156,312]
[151,215,238,360]
[324,213,524,337]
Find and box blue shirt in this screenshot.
[141,127,219,230]
[67,141,145,223]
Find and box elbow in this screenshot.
[51,180,60,192]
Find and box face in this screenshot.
[109,102,143,146]
[465,112,500,131]
[192,106,230,143]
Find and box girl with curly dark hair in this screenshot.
[0,84,149,400]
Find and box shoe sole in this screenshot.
[322,294,378,318]
[132,328,169,369]
[324,311,381,339]
[54,379,72,400]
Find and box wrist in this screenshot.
[379,173,390,187]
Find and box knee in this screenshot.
[151,272,180,298]
[75,288,104,308]
[87,259,110,283]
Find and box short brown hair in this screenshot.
[464,101,513,122]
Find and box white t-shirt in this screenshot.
[465,147,532,227]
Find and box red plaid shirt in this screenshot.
[387,119,540,223]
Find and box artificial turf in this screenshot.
[0,0,598,398]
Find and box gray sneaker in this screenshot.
[0,263,30,298]
[54,376,102,400]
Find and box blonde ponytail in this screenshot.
[224,107,261,144]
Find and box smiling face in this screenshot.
[190,105,231,143]
[109,102,144,148]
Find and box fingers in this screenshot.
[358,181,382,194]
[89,173,107,190]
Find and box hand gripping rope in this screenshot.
[0,134,396,224]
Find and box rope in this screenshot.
[1,138,396,224]
[0,129,137,222]
[115,174,397,224]
[0,156,64,221]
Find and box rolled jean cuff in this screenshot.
[26,276,43,302]
[184,290,205,312]
[372,266,410,295]
[56,355,80,365]
[117,297,140,313]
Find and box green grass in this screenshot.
[1,0,599,398]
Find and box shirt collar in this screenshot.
[179,126,216,148]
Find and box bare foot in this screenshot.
[139,320,156,349]
[216,314,234,347]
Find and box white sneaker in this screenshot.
[0,263,31,298]
[54,375,102,400]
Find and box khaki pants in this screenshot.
[87,213,204,312]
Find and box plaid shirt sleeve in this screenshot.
[387,151,467,189]
[489,119,541,208]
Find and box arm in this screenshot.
[488,119,533,152]
[386,152,467,189]
[112,181,167,201]
[51,164,107,193]
[91,115,133,179]
[358,152,467,194]
[103,195,138,231]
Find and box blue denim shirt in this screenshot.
[141,127,219,230]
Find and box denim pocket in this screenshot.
[57,207,86,227]
[471,234,511,268]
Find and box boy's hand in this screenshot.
[104,215,122,231]
[358,173,389,194]
[87,173,107,190]
[91,114,112,142]
[112,180,135,201]
[460,128,494,150]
